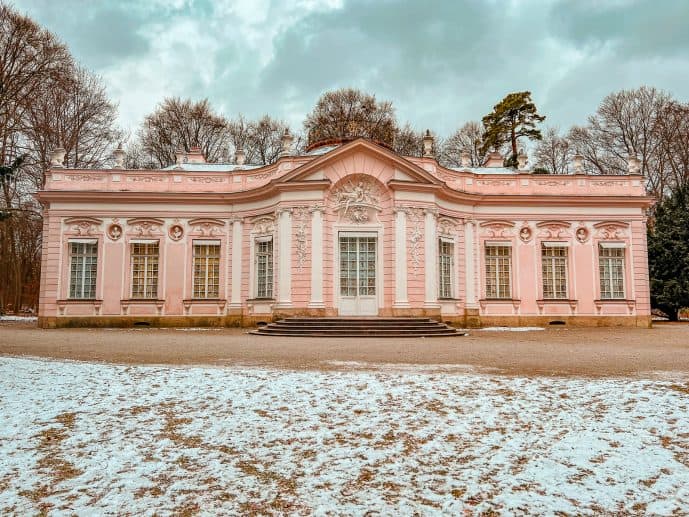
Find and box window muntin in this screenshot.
[542,244,568,299]
[599,246,625,299]
[485,245,511,299]
[193,242,220,298]
[131,242,159,299]
[255,238,273,298]
[69,241,97,299]
[438,239,454,298]
[339,236,376,297]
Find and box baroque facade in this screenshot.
[36,136,653,328]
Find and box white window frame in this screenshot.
[254,237,274,299]
[438,237,454,299]
[68,239,98,299]
[130,240,159,299]
[598,243,626,300]
[485,242,512,300]
[193,240,221,299]
[541,242,569,300]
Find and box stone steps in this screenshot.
[250,317,465,337]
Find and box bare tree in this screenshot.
[245,115,288,165]
[568,87,671,188]
[441,121,487,167]
[304,88,397,147]
[533,127,574,174]
[140,97,231,167]
[653,101,689,195]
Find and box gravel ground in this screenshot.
[1,322,689,377]
[1,356,688,515]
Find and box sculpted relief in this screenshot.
[331,175,384,225]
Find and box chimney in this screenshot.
[280,129,294,157]
[572,153,584,174]
[422,130,434,158]
[627,154,641,175]
[517,148,528,171]
[49,147,66,168]
[235,148,246,166]
[483,150,504,168]
[112,145,126,169]
[460,150,471,168]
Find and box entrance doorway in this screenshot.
[338,233,378,316]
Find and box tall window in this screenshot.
[193,242,220,298]
[599,246,625,299]
[255,238,273,298]
[485,245,511,299]
[542,244,568,299]
[69,241,97,299]
[131,242,159,299]
[438,239,454,298]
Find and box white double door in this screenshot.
[338,232,378,316]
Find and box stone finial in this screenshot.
[460,150,471,168]
[517,148,528,170]
[483,150,504,168]
[572,153,584,174]
[49,147,66,168]
[628,154,641,175]
[280,129,294,157]
[175,149,187,165]
[235,148,246,166]
[112,145,126,169]
[422,129,434,158]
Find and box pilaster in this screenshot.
[276,208,292,308]
[393,208,410,307]
[424,208,440,308]
[308,206,325,308]
[230,218,243,309]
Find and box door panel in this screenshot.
[339,235,378,316]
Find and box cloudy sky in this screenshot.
[14,0,689,137]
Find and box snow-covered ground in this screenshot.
[0,316,36,322]
[1,357,688,515]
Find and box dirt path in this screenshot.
[2,322,689,377]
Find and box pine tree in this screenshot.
[480,91,545,167]
[648,184,689,320]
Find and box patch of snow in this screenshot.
[479,326,545,331]
[1,357,688,514]
[0,316,37,322]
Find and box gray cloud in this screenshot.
[11,0,689,139]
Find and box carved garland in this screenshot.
[406,208,425,274]
[293,207,309,271]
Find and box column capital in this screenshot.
[275,207,293,216]
[424,207,439,218]
[309,205,325,214]
[393,206,409,215]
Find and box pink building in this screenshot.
[36,136,653,328]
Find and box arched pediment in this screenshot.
[126,217,164,237]
[63,216,103,236]
[188,217,226,237]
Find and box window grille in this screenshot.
[255,239,273,298]
[485,245,512,299]
[193,243,220,298]
[69,242,98,299]
[438,239,454,298]
[599,246,625,299]
[542,245,568,299]
[131,242,159,299]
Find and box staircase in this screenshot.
[250,317,464,337]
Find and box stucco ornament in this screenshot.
[189,218,226,237]
[595,222,628,240]
[575,226,589,243]
[406,208,425,273]
[536,221,572,239]
[519,225,532,242]
[293,207,309,270]
[64,217,102,237]
[169,224,184,241]
[331,176,382,224]
[252,216,275,235]
[437,217,458,237]
[479,220,515,238]
[107,223,123,241]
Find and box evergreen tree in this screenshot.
[648,184,689,320]
[480,91,545,167]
